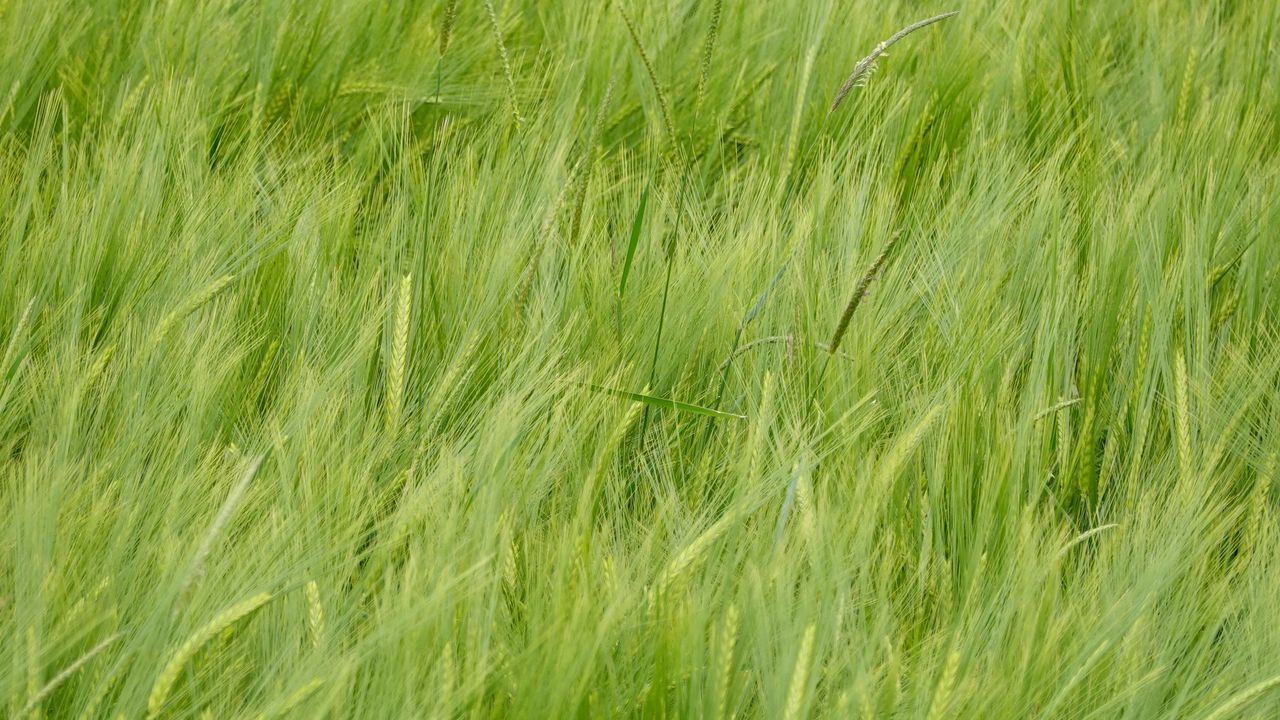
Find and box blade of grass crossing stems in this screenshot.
[641,182,682,436]
[617,183,651,343]
[584,383,746,420]
[701,252,795,450]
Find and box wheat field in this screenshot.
[2,0,1280,717]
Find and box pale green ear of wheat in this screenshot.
[925,651,961,720]
[714,604,738,719]
[1173,351,1193,478]
[386,273,413,432]
[21,633,121,716]
[149,274,237,350]
[256,677,325,720]
[783,624,817,720]
[1200,675,1280,720]
[178,453,268,600]
[147,593,274,718]
[305,580,325,648]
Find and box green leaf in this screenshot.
[581,383,745,420]
[617,183,650,301]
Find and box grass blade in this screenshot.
[616,183,651,341]
[583,383,746,420]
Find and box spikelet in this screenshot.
[503,539,520,592]
[861,690,876,720]
[386,273,413,431]
[439,0,460,57]
[783,624,817,720]
[1213,291,1239,329]
[926,651,960,720]
[1133,311,1152,405]
[828,230,905,357]
[1248,473,1271,549]
[1208,258,1235,289]
[252,339,279,394]
[440,641,456,713]
[1097,417,1120,500]
[82,343,115,393]
[1176,48,1197,128]
[305,581,325,649]
[748,372,776,480]
[795,465,817,550]
[2,297,36,373]
[482,0,524,125]
[654,509,740,599]
[714,604,739,720]
[567,79,616,244]
[873,403,946,490]
[783,43,818,182]
[615,1,677,143]
[1200,674,1280,720]
[694,0,723,112]
[78,660,125,720]
[829,12,959,113]
[1173,351,1193,478]
[1056,402,1071,495]
[149,274,237,350]
[274,677,324,717]
[118,75,150,120]
[892,98,936,181]
[179,454,267,599]
[1204,382,1264,475]
[148,593,274,718]
[21,633,121,716]
[422,332,483,423]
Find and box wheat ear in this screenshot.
[615,1,678,143]
[827,229,904,357]
[148,593,274,718]
[21,633,121,715]
[829,12,959,113]
[439,0,459,57]
[178,453,267,600]
[483,0,524,125]
[386,272,413,431]
[783,624,817,720]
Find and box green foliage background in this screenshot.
[2,0,1279,717]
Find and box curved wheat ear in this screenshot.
[827,229,904,357]
[21,633,121,715]
[177,453,268,601]
[829,11,958,113]
[1201,674,1280,720]
[149,274,237,349]
[276,677,325,716]
[148,592,274,718]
